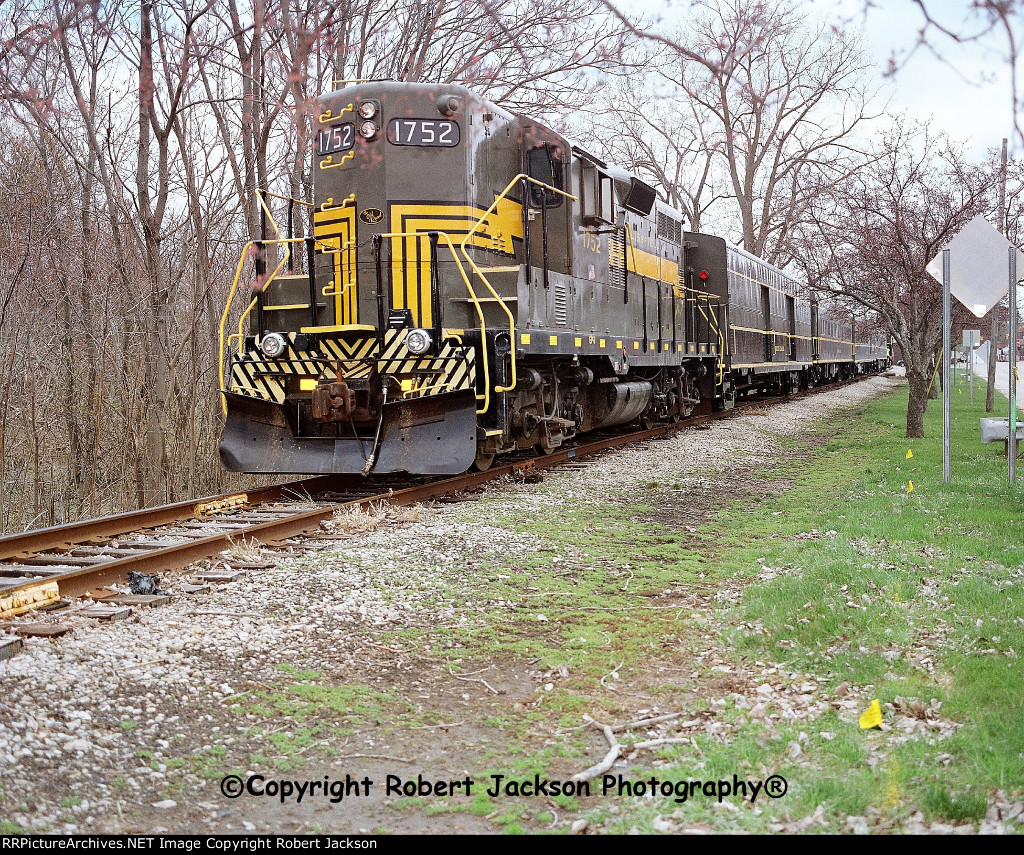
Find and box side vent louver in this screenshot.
[554,280,568,326]
[657,211,681,244]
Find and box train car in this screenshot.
[684,233,889,397]
[217,81,886,476]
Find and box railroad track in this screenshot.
[0,375,878,642]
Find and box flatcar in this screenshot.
[217,81,888,476]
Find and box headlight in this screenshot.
[359,120,377,138]
[260,333,287,358]
[358,101,377,119]
[405,328,432,355]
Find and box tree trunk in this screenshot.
[987,305,999,411]
[907,370,930,438]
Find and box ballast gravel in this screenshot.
[2,376,1012,835]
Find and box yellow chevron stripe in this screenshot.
[389,198,524,328]
[314,206,357,324]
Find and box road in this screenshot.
[971,358,1023,412]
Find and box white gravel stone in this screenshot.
[2,377,950,834]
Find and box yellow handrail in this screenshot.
[234,238,308,357]
[320,151,354,170]
[221,177,577,419]
[261,191,314,208]
[459,173,576,394]
[692,295,726,386]
[318,102,354,123]
[320,239,357,302]
[217,193,293,414]
[219,241,258,406]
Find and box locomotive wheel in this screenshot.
[473,449,495,471]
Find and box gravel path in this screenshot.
[7,375,990,836]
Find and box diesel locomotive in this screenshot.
[217,81,888,476]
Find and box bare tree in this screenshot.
[669,0,879,264]
[585,78,726,231]
[853,1,1024,148]
[324,0,639,116]
[802,121,994,437]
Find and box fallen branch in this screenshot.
[600,660,624,691]
[569,711,692,782]
[611,711,684,731]
[627,737,691,750]
[449,665,502,695]
[570,722,620,783]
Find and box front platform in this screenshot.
[219,389,478,475]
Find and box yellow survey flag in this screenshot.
[906,449,913,459]
[907,480,914,493]
[859,699,883,730]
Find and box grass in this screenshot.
[374,376,1021,832]
[725,384,1023,812]
[153,376,1017,834]
[591,379,1021,832]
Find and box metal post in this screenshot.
[1009,247,1017,482]
[969,331,974,404]
[942,249,951,484]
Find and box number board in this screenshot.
[316,124,354,156]
[387,119,460,147]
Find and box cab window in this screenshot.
[580,161,614,225]
[527,145,563,208]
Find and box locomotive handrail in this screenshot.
[681,286,726,387]
[319,238,357,306]
[233,237,310,357]
[622,222,640,277]
[699,297,726,386]
[320,151,355,170]
[459,173,576,395]
[260,191,314,208]
[378,229,493,414]
[318,102,354,123]
[218,193,294,414]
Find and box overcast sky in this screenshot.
[832,0,1015,157]
[642,0,1017,159]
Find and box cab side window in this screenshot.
[580,161,614,225]
[527,145,563,208]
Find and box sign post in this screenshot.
[963,330,980,403]
[1010,248,1017,483]
[927,216,1024,484]
[943,250,951,484]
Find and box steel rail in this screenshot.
[0,474,386,561]
[0,374,877,602]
